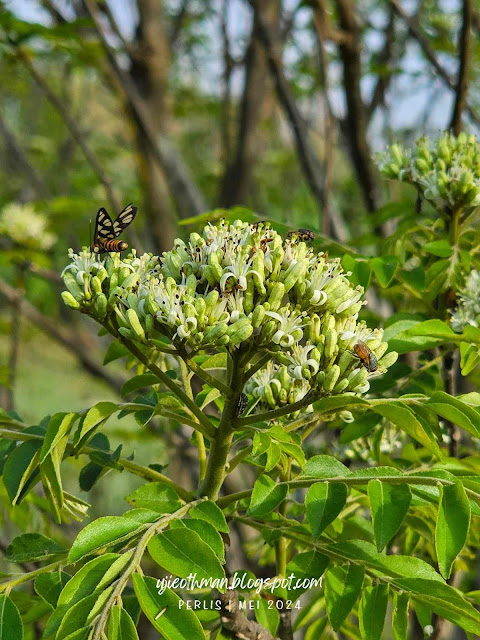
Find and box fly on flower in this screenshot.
[353,340,378,373]
[91,204,137,254]
[287,228,315,243]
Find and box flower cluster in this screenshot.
[62,219,397,402]
[0,202,56,250]
[451,269,480,331]
[376,132,480,211]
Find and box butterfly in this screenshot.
[91,203,137,253]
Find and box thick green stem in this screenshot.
[198,352,244,500]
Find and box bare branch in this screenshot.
[214,587,278,640]
[219,0,276,206]
[367,6,396,119]
[334,0,379,212]
[248,0,328,213]
[83,0,208,219]
[17,48,122,212]
[390,0,480,127]
[450,0,473,134]
[0,111,50,199]
[169,0,190,47]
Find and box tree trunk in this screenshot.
[132,0,177,253]
[219,0,279,207]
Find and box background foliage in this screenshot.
[0,1,480,639]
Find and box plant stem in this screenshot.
[198,352,244,500]
[91,499,205,639]
[103,325,216,438]
[179,360,207,483]
[217,473,480,508]
[184,357,232,397]
[0,561,63,592]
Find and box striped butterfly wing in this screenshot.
[112,203,137,237]
[94,207,116,243]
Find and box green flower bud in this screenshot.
[122,273,139,291]
[324,365,340,392]
[282,260,307,293]
[61,291,81,309]
[91,276,103,294]
[252,305,266,329]
[195,297,206,323]
[267,282,285,311]
[228,319,254,346]
[324,328,337,360]
[205,323,229,342]
[205,290,219,310]
[126,308,145,340]
[186,274,197,297]
[118,327,137,340]
[63,272,84,300]
[348,367,367,390]
[243,277,255,315]
[127,293,139,311]
[316,371,325,388]
[94,293,107,320]
[145,314,154,334]
[264,384,276,408]
[333,378,349,393]
[118,267,132,285]
[109,272,119,293]
[145,295,160,316]
[378,351,398,369]
[338,350,354,375]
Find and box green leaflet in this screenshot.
[367,479,411,551]
[68,516,143,563]
[247,475,288,517]
[358,584,388,640]
[6,533,65,563]
[325,564,364,631]
[0,595,23,640]
[435,482,470,579]
[190,500,229,533]
[125,483,181,513]
[392,591,409,640]
[132,574,206,640]
[306,482,347,539]
[106,606,139,640]
[148,529,225,585]
[3,441,42,505]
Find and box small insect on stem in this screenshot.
[353,341,378,373]
[235,392,249,417]
[155,607,168,620]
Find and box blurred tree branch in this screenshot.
[219,0,277,207]
[248,0,331,221]
[0,111,50,200]
[390,0,480,128]
[450,0,473,135]
[334,0,379,212]
[83,0,208,223]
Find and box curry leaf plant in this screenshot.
[1,136,480,640]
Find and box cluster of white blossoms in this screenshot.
[62,219,397,406]
[376,132,480,211]
[451,269,480,331]
[0,202,56,250]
